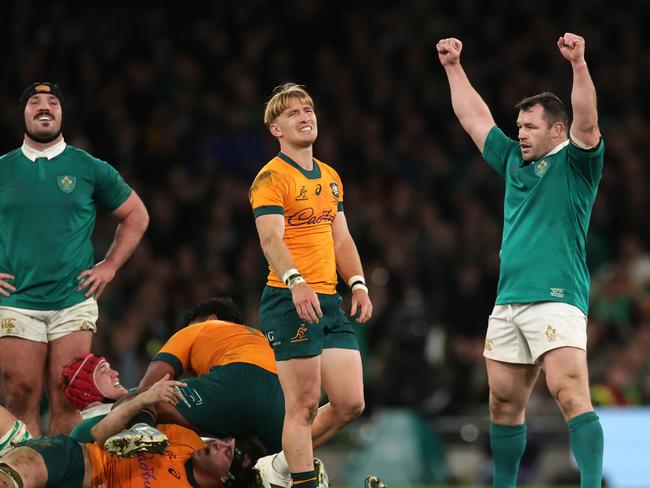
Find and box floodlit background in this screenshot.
[1,1,649,485]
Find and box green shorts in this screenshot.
[18,435,84,488]
[259,285,359,361]
[176,363,285,452]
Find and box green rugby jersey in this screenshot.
[482,126,604,314]
[0,143,132,310]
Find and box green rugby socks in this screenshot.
[568,411,603,488]
[490,421,527,488]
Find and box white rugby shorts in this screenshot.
[483,302,587,364]
[0,298,98,343]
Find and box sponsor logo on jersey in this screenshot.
[484,338,493,352]
[330,182,339,198]
[57,175,77,193]
[266,330,281,347]
[295,186,308,200]
[290,324,309,343]
[534,159,549,177]
[287,208,335,226]
[549,287,565,298]
[315,184,322,195]
[545,325,557,342]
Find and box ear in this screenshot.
[552,121,565,139]
[269,123,282,138]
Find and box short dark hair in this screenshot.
[515,91,569,132]
[228,436,268,488]
[180,297,242,327]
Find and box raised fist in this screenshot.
[437,38,463,66]
[557,33,585,63]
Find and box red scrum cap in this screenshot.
[62,353,107,410]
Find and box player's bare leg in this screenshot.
[311,348,364,448]
[486,358,540,488]
[46,331,92,435]
[0,338,47,436]
[277,356,321,475]
[542,346,603,487]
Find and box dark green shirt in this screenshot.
[0,144,131,310]
[482,126,604,314]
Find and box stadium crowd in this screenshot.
[1,0,649,418]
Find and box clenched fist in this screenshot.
[557,33,586,64]
[437,38,463,66]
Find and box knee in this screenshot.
[335,398,365,423]
[287,394,321,424]
[2,377,40,411]
[48,387,76,413]
[489,391,524,421]
[549,378,590,418]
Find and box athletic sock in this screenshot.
[490,421,527,488]
[568,411,603,488]
[291,470,318,488]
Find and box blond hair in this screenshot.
[263,83,314,125]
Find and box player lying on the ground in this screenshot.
[60,297,329,486]
[0,376,265,488]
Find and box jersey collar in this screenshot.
[542,139,570,158]
[184,460,202,488]
[278,152,321,179]
[21,139,67,162]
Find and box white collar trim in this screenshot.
[542,139,570,158]
[21,139,67,162]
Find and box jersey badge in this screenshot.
[534,159,549,177]
[295,186,308,201]
[329,182,339,198]
[484,338,493,352]
[57,175,77,193]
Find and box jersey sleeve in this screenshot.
[567,138,605,188]
[69,415,106,443]
[332,168,344,212]
[152,326,201,378]
[249,169,288,218]
[481,126,519,179]
[90,157,133,211]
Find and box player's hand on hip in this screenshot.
[291,282,323,324]
[557,33,585,64]
[436,38,463,66]
[77,260,117,298]
[0,273,16,297]
[350,288,372,324]
[141,374,187,407]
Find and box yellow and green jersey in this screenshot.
[153,320,278,377]
[249,152,344,294]
[482,126,605,314]
[0,144,131,310]
[87,424,204,487]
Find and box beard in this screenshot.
[24,125,63,144]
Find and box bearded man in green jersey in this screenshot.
[0,82,149,436]
[437,34,604,487]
